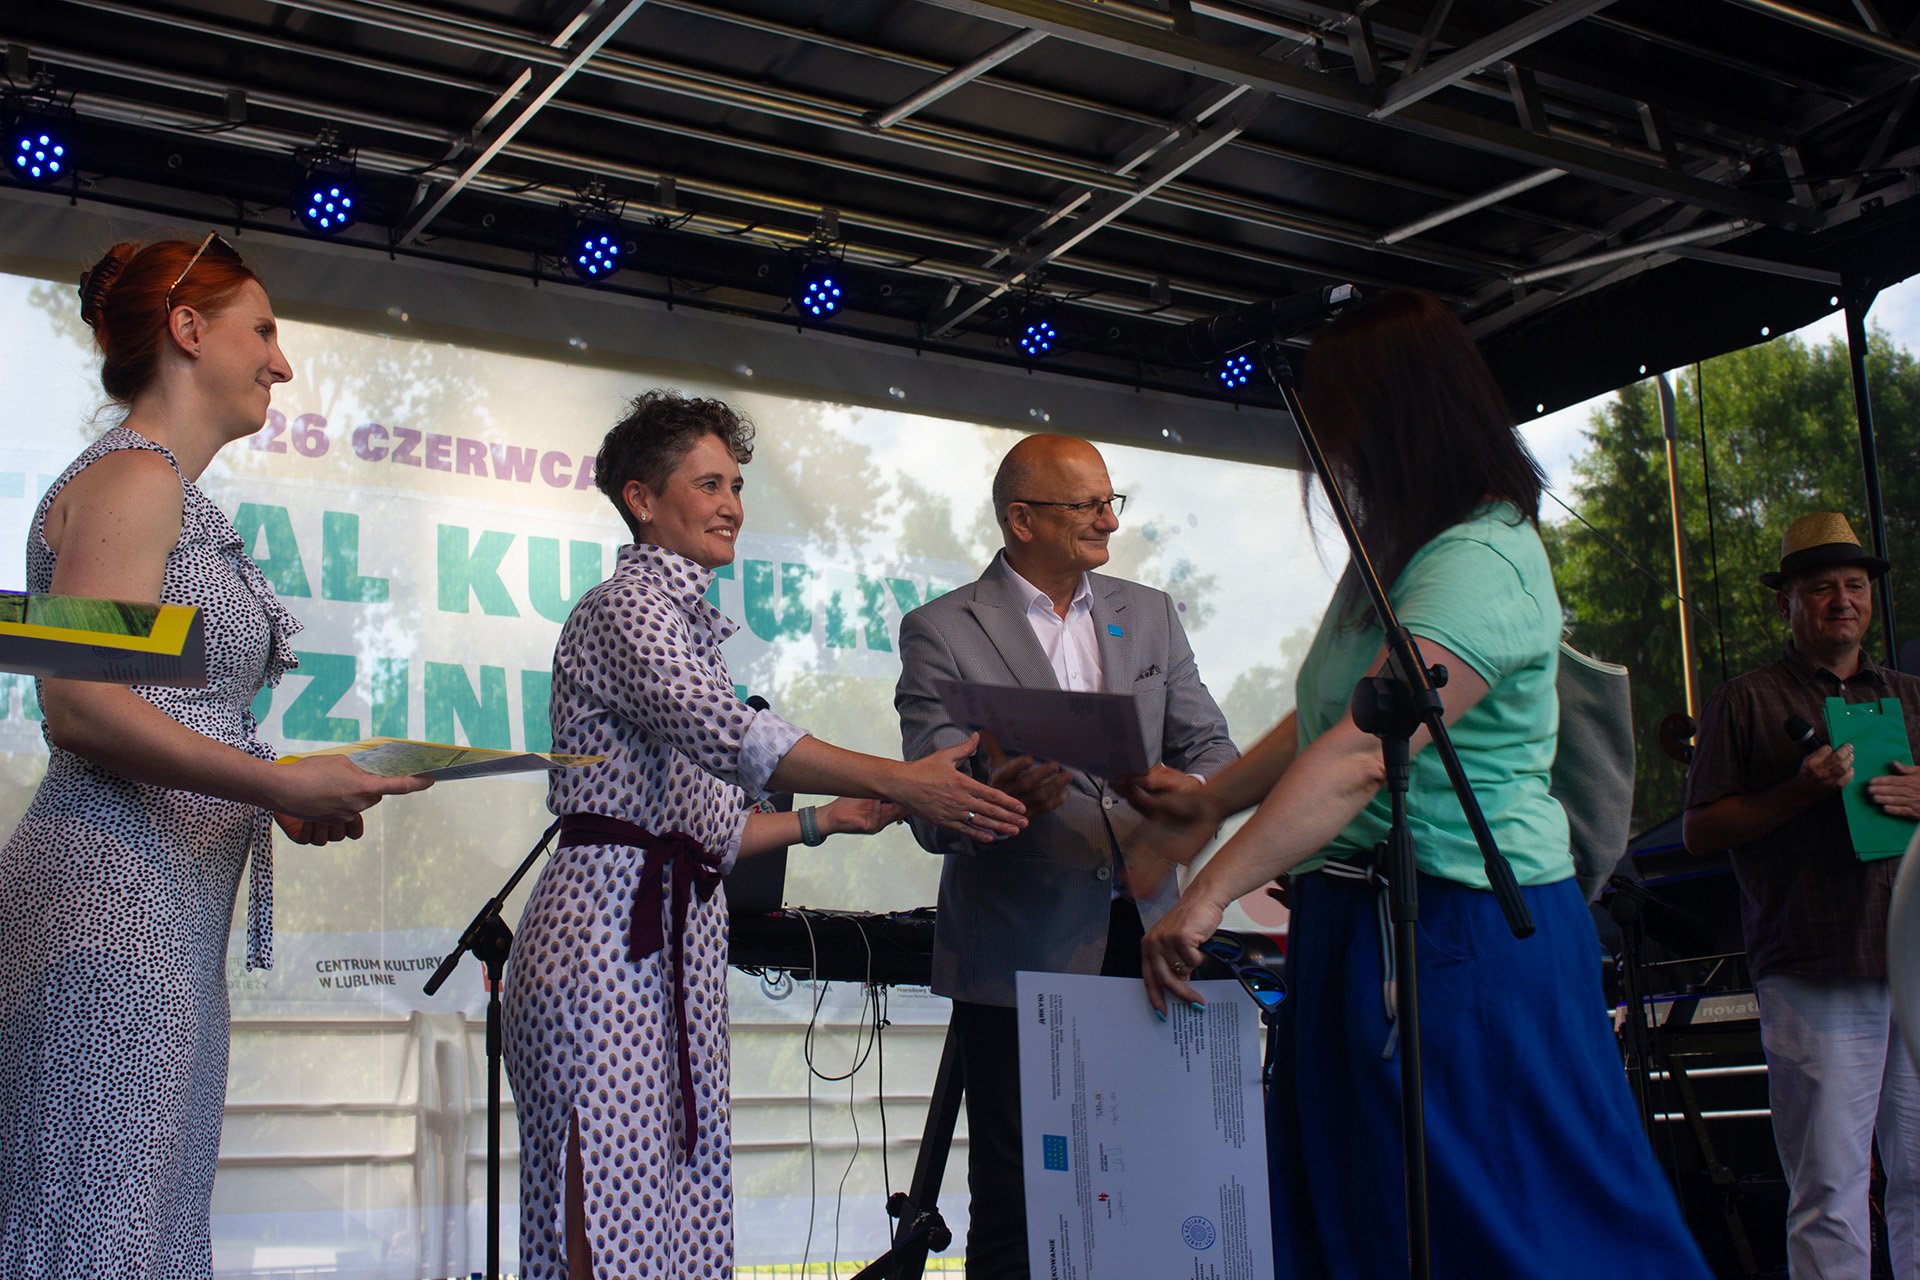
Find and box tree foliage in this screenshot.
[1545,326,1920,830]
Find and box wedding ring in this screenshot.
[1170,960,1188,974]
[965,810,976,824]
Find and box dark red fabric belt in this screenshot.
[557,811,724,1161]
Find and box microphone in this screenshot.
[746,695,795,815]
[1168,283,1362,365]
[1657,712,1696,765]
[1785,714,1822,756]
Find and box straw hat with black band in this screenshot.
[1759,512,1890,590]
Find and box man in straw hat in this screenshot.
[1685,512,1920,1276]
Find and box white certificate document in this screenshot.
[1018,972,1274,1280]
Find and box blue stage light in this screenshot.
[571,222,623,282]
[1215,351,1257,391]
[1017,316,1057,359]
[10,124,67,184]
[795,264,843,318]
[299,181,356,235]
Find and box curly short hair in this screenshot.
[595,390,756,537]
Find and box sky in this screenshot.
[1516,274,1920,515]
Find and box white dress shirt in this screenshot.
[1003,562,1102,692]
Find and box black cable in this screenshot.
[799,912,822,1274]
[1695,362,1731,687]
[831,930,878,1280]
[794,912,883,1273]
[834,1052,861,1276]
[494,177,559,196]
[802,920,880,1081]
[875,984,893,1199]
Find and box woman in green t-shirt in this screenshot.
[1131,290,1709,1278]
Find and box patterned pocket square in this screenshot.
[1135,663,1161,681]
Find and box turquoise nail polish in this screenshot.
[1188,1001,1206,1012]
[1152,1008,1167,1023]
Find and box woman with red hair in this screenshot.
[0,234,428,1277]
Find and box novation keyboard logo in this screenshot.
[1042,1134,1069,1171]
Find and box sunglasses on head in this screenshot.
[163,231,241,316]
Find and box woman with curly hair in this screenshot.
[504,390,1027,1279]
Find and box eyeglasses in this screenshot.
[1010,493,1126,518]
[162,231,239,316]
[1199,930,1287,1011]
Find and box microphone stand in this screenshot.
[1256,345,1535,1280]
[422,816,562,1280]
[1603,874,1661,1138]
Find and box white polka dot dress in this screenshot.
[0,428,301,1279]
[504,543,803,1280]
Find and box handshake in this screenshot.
[961,728,1221,899]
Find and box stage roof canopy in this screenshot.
[9,0,1920,416]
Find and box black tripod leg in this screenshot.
[1665,1054,1760,1276]
[486,981,503,1280]
[854,1021,964,1280]
[469,913,515,1280]
[1616,909,1658,1138]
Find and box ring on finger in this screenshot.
[965,810,976,824]
[1170,960,1188,974]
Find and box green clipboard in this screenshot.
[1824,696,1919,861]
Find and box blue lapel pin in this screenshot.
[1108,624,1124,637]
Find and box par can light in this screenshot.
[794,263,843,318]
[299,181,356,235]
[9,123,67,185]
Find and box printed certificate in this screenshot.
[1017,972,1274,1280]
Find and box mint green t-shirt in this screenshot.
[1293,503,1572,888]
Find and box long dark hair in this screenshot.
[1301,289,1544,604]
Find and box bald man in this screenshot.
[895,435,1238,1278]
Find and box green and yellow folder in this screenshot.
[0,590,206,687]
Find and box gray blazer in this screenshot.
[895,551,1238,1006]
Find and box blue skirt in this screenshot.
[1269,871,1711,1279]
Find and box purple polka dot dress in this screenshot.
[504,542,803,1280]
[0,427,301,1279]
